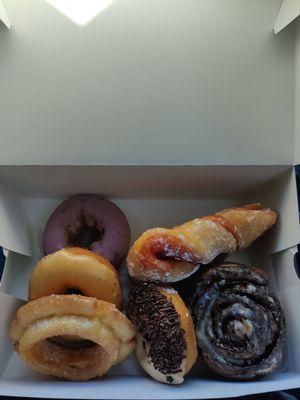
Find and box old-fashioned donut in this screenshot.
[10,295,136,381]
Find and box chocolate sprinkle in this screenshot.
[127,283,187,375]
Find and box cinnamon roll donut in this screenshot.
[190,263,285,380]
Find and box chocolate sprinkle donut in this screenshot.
[127,283,186,375]
[190,263,286,380]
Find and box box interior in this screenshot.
[0,165,300,399]
[1,1,300,398]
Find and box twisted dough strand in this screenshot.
[127,204,277,282]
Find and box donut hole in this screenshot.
[29,338,108,378]
[68,224,105,249]
[67,211,105,249]
[47,335,97,350]
[64,288,84,295]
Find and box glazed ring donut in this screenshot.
[127,283,197,384]
[29,248,122,308]
[42,194,131,266]
[10,295,136,381]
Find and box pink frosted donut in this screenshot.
[42,194,130,266]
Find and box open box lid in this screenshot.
[0,0,297,166]
[273,1,300,165]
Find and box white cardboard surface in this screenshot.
[274,0,300,33]
[0,165,299,398]
[0,0,10,28]
[281,286,300,372]
[0,165,291,198]
[0,186,32,256]
[272,246,299,291]
[1,374,300,400]
[0,0,295,165]
[253,168,300,253]
[0,292,24,377]
[295,22,300,165]
[0,250,33,300]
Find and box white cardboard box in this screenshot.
[1,0,300,398]
[0,165,299,399]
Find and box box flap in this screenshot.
[0,186,32,256]
[295,21,300,165]
[274,0,300,33]
[0,249,34,300]
[0,291,24,377]
[1,374,300,399]
[0,247,7,286]
[0,0,10,28]
[248,168,300,253]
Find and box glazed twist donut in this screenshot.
[127,204,277,282]
[190,263,285,379]
[10,295,136,381]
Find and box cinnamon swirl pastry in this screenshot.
[190,263,285,380]
[127,204,277,283]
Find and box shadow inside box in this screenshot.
[0,372,299,400]
[238,390,300,400]
[0,390,299,400]
[0,247,5,281]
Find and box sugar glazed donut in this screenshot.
[29,248,122,308]
[10,295,136,381]
[43,194,131,266]
[127,283,197,384]
[127,204,277,283]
